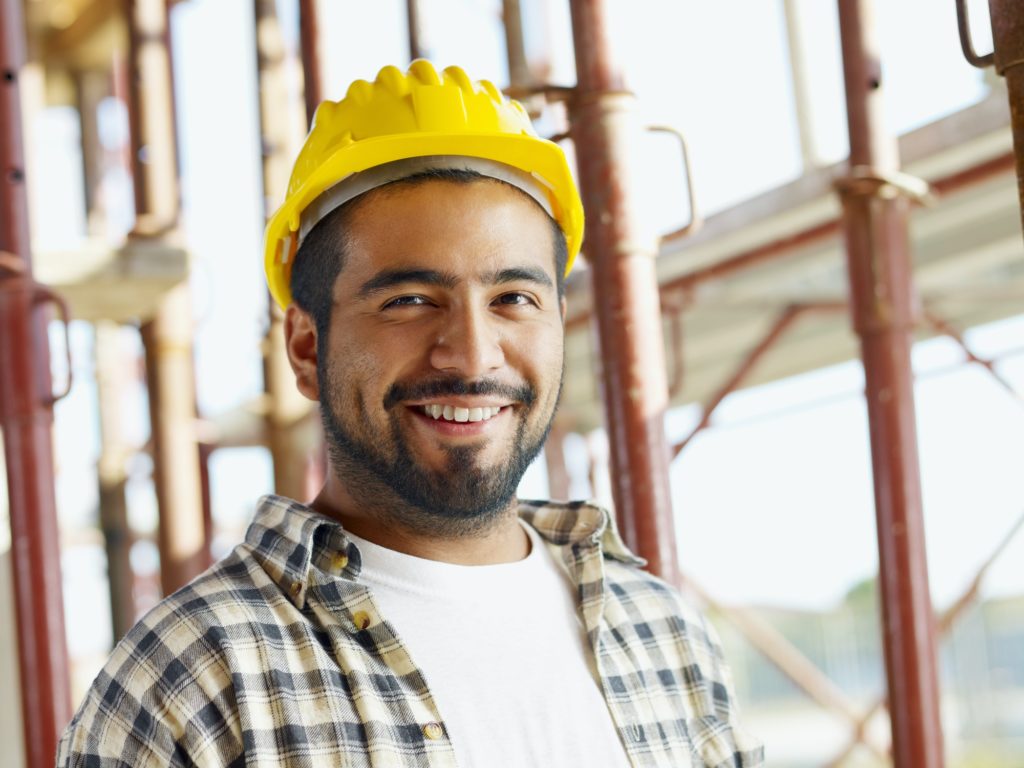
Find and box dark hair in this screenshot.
[290,168,569,337]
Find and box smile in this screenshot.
[419,404,506,423]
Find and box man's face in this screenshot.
[315,179,566,535]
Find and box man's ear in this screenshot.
[284,304,320,401]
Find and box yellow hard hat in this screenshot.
[263,60,585,309]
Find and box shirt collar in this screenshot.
[244,494,645,608]
[516,499,646,567]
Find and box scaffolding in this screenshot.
[3,1,1024,766]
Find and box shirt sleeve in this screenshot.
[598,558,765,768]
[54,593,246,768]
[673,590,765,768]
[56,678,190,768]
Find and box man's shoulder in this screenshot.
[125,544,284,647]
[56,545,286,766]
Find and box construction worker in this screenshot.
[57,62,763,767]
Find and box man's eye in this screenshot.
[383,295,429,309]
[495,292,536,306]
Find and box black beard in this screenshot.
[318,365,558,539]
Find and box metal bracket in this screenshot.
[646,124,702,242]
[834,165,936,205]
[955,0,996,68]
[33,283,73,405]
[0,254,74,404]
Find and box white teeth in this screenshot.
[421,404,505,422]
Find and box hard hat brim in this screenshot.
[264,132,583,310]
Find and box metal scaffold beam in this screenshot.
[0,0,72,763]
[567,0,680,584]
[125,0,210,595]
[254,0,323,502]
[836,1,944,765]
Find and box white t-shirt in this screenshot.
[345,522,634,768]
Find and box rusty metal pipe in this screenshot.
[0,0,73,762]
[254,0,324,501]
[406,0,424,61]
[567,0,679,583]
[297,0,322,126]
[140,285,211,595]
[296,0,319,128]
[837,2,944,765]
[126,0,209,595]
[990,0,1024,237]
[95,323,137,641]
[956,0,1024,233]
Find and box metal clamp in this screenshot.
[32,283,73,405]
[0,249,26,277]
[834,165,935,206]
[955,0,995,68]
[647,124,702,242]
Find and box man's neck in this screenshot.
[310,477,530,566]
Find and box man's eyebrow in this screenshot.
[484,267,555,289]
[356,269,459,299]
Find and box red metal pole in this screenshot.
[836,2,944,766]
[989,0,1024,237]
[0,0,73,763]
[567,0,679,583]
[297,0,322,127]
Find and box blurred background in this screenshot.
[1,0,1023,766]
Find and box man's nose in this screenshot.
[429,304,506,377]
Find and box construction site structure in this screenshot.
[3,1,1024,767]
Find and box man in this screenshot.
[58,61,763,767]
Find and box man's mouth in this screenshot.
[416,404,508,423]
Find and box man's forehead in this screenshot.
[341,182,557,262]
[351,264,556,300]
[298,159,555,251]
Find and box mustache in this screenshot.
[383,375,536,411]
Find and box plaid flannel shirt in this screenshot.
[58,495,763,767]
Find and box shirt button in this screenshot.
[332,552,349,571]
[422,722,444,740]
[353,611,371,630]
[290,580,302,596]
